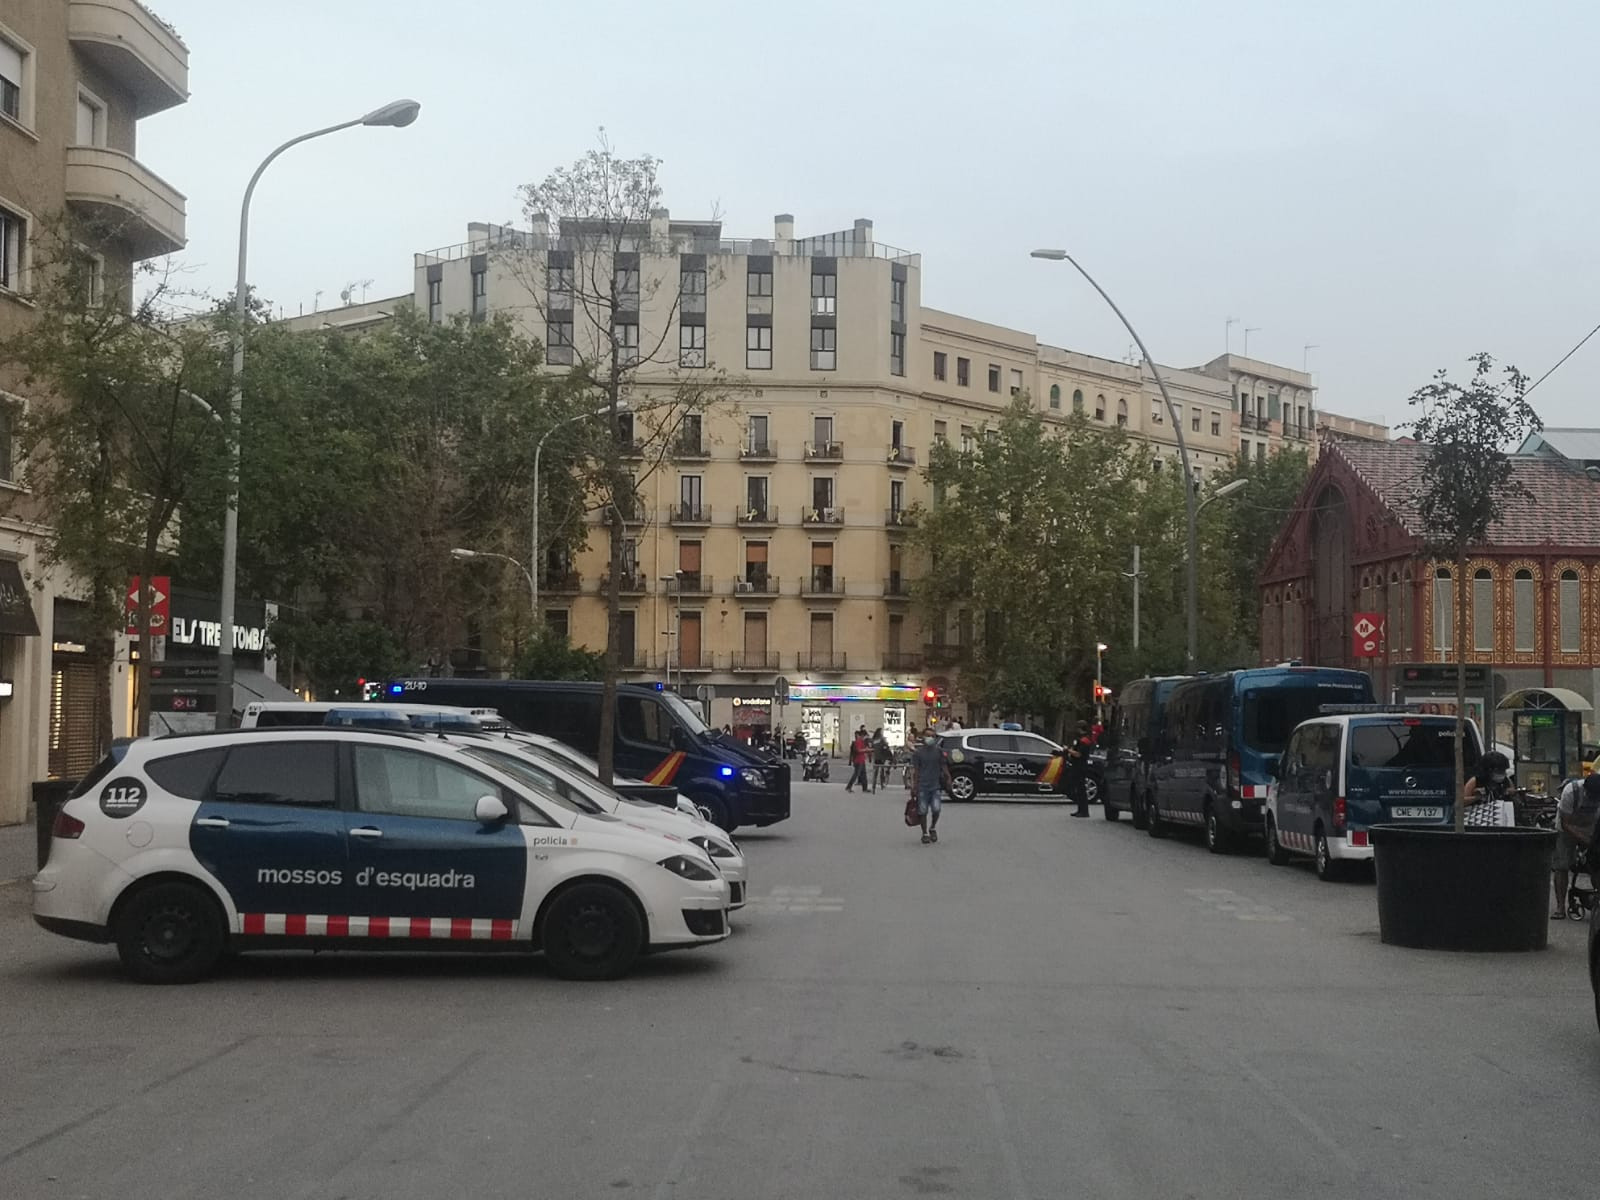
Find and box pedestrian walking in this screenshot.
[845,726,871,792]
[1064,720,1093,818]
[1552,773,1600,919]
[910,731,951,844]
[871,727,892,791]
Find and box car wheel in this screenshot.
[1314,830,1342,882]
[1146,795,1168,839]
[1131,789,1149,831]
[540,882,644,981]
[948,771,977,802]
[1264,815,1291,866]
[113,881,226,985]
[694,793,733,833]
[1085,776,1101,807]
[1102,788,1119,821]
[1204,804,1231,855]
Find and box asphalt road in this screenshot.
[0,781,1594,1200]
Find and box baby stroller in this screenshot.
[1564,844,1596,921]
[802,748,830,782]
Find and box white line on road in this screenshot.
[976,1047,1030,1200]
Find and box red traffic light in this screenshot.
[923,688,938,704]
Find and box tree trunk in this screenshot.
[134,516,163,737]
[1453,549,1468,833]
[596,503,623,786]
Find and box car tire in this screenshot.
[1314,830,1342,882]
[948,771,978,803]
[693,793,734,833]
[1103,790,1119,821]
[1264,815,1291,866]
[1204,804,1232,855]
[113,881,226,985]
[1131,789,1149,831]
[1146,795,1168,839]
[540,882,645,981]
[1085,776,1101,807]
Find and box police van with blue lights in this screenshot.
[32,725,731,983]
[381,679,791,833]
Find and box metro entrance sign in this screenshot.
[1352,611,1385,658]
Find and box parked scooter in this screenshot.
[802,748,830,782]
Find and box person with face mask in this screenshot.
[1551,773,1599,919]
[910,732,952,844]
[1462,749,1512,805]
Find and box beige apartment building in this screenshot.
[395,210,1362,739]
[0,0,188,821]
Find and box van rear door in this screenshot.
[1345,718,1471,829]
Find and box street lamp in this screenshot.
[1095,641,1108,711]
[450,547,537,613]
[660,573,681,691]
[1197,476,1249,518]
[532,400,625,615]
[216,98,421,728]
[1031,248,1202,670]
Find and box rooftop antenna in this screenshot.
[1303,344,1319,373]
[1243,326,1260,357]
[312,289,323,313]
[1225,316,1238,355]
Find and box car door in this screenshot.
[1013,734,1065,794]
[1274,728,1310,850]
[617,693,687,787]
[188,740,351,928]
[1305,724,1341,836]
[345,743,529,930]
[966,734,1021,794]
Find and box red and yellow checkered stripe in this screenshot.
[643,751,687,786]
[1037,755,1063,786]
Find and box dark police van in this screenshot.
[384,680,790,833]
[1101,675,1189,828]
[1146,666,1374,852]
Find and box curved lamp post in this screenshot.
[450,547,537,613]
[532,400,625,615]
[216,99,421,728]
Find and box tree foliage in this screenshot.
[512,628,605,681]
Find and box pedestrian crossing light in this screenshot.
[1093,682,1112,703]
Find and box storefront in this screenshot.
[142,587,291,732]
[729,693,772,743]
[789,683,921,756]
[0,557,42,820]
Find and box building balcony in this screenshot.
[804,440,844,461]
[731,652,780,672]
[673,655,716,674]
[796,651,848,672]
[924,642,964,667]
[540,570,581,594]
[886,444,917,468]
[668,503,712,526]
[803,506,845,526]
[68,1,189,117]
[800,573,846,598]
[730,575,780,597]
[597,571,648,595]
[736,505,779,527]
[883,576,913,599]
[63,146,186,259]
[612,498,647,526]
[740,440,778,462]
[882,651,924,673]
[617,438,645,459]
[664,573,713,597]
[885,508,917,529]
[671,435,710,460]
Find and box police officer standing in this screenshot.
[1064,720,1094,818]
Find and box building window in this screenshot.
[614,322,640,365]
[1049,384,1060,409]
[889,332,905,376]
[1513,569,1535,652]
[811,271,836,315]
[810,326,837,371]
[1240,438,1250,459]
[1151,399,1165,424]
[956,357,970,387]
[1211,413,1221,437]
[1115,398,1128,427]
[933,351,947,381]
[1092,393,1103,421]
[679,323,706,367]
[544,609,570,640]
[0,396,15,482]
[811,476,835,512]
[75,89,106,146]
[1472,568,1494,652]
[546,321,574,366]
[1255,442,1266,464]
[1009,368,1023,396]
[746,415,769,455]
[988,365,1001,393]
[680,267,706,314]
[548,263,574,308]
[890,479,905,517]
[1191,410,1201,433]
[960,426,975,454]
[1433,568,1454,656]
[0,35,27,124]
[613,265,639,310]
[426,278,442,324]
[1559,570,1581,654]
[890,278,905,323]
[470,265,487,319]
[747,268,773,297]
[933,420,947,445]
[746,325,772,370]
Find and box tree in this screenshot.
[1,213,229,737]
[508,138,740,782]
[1406,353,1541,830]
[512,628,605,681]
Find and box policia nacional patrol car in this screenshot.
[937,728,1081,801]
[32,727,731,983]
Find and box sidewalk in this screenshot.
[0,821,37,884]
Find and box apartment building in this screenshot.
[0,0,188,822]
[391,211,1341,739]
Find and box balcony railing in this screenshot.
[801,574,846,597]
[885,508,916,529]
[731,652,780,672]
[673,655,716,673]
[613,500,647,525]
[924,642,964,667]
[737,505,779,526]
[796,651,848,672]
[883,576,913,598]
[617,438,645,459]
[63,146,187,260]
[804,440,844,461]
[731,575,780,596]
[740,440,778,461]
[886,444,917,467]
[664,574,713,596]
[803,506,845,525]
[671,436,710,459]
[668,503,712,525]
[598,571,648,594]
[67,1,189,118]
[540,570,581,593]
[882,651,924,673]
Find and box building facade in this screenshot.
[0,0,188,821]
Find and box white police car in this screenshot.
[33,727,730,983]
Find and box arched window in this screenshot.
[1091,392,1103,420]
[1513,569,1535,651]
[1472,568,1494,652]
[1387,571,1404,660]
[1559,569,1581,653]
[1433,567,1454,658]
[1115,397,1128,426]
[1400,567,1413,653]
[1072,389,1084,414]
[1049,384,1061,409]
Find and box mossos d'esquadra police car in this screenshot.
[33,727,731,983]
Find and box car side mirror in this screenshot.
[474,794,509,824]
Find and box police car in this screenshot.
[937,728,1083,801]
[32,727,730,983]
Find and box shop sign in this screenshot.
[732,695,773,710]
[788,683,921,703]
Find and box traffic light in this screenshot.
[1092,682,1113,703]
[923,687,938,705]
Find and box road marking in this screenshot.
[1184,887,1294,923]
[745,885,845,913]
[975,1048,1030,1200]
[651,1053,734,1200]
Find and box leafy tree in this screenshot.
[512,628,604,681]
[266,612,407,699]
[1406,353,1540,829]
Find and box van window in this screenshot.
[252,709,328,728]
[1350,722,1479,772]
[510,691,602,757]
[145,748,228,799]
[1242,685,1367,754]
[215,743,338,807]
[618,696,670,748]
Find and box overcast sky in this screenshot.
[141,0,1599,428]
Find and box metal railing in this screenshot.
[803,507,845,525]
[886,444,916,466]
[883,576,912,598]
[664,574,713,595]
[804,441,844,461]
[731,575,780,596]
[796,651,848,671]
[737,506,779,525]
[740,440,777,460]
[668,503,712,525]
[540,570,581,593]
[671,436,710,458]
[731,652,780,671]
[885,508,916,528]
[882,651,923,672]
[598,572,648,594]
[801,573,846,596]
[415,232,916,267]
[924,642,963,667]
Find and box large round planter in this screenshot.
[1370,825,1556,952]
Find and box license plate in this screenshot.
[1390,806,1443,820]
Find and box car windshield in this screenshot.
[660,691,710,737]
[460,747,604,815]
[512,734,603,777]
[1241,685,1370,753]
[1350,722,1479,771]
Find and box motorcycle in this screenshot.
[802,749,830,782]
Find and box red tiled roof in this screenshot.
[1329,439,1600,547]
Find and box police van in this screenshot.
[1265,712,1481,880]
[1100,675,1190,827]
[33,727,730,983]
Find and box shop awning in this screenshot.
[0,559,40,637]
[1496,687,1593,712]
[232,668,299,713]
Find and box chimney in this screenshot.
[650,206,670,245]
[853,217,874,251]
[774,213,795,242]
[528,212,550,245]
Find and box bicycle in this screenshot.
[872,758,893,792]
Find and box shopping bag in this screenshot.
[904,796,921,827]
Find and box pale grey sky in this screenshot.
[141,0,1600,427]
